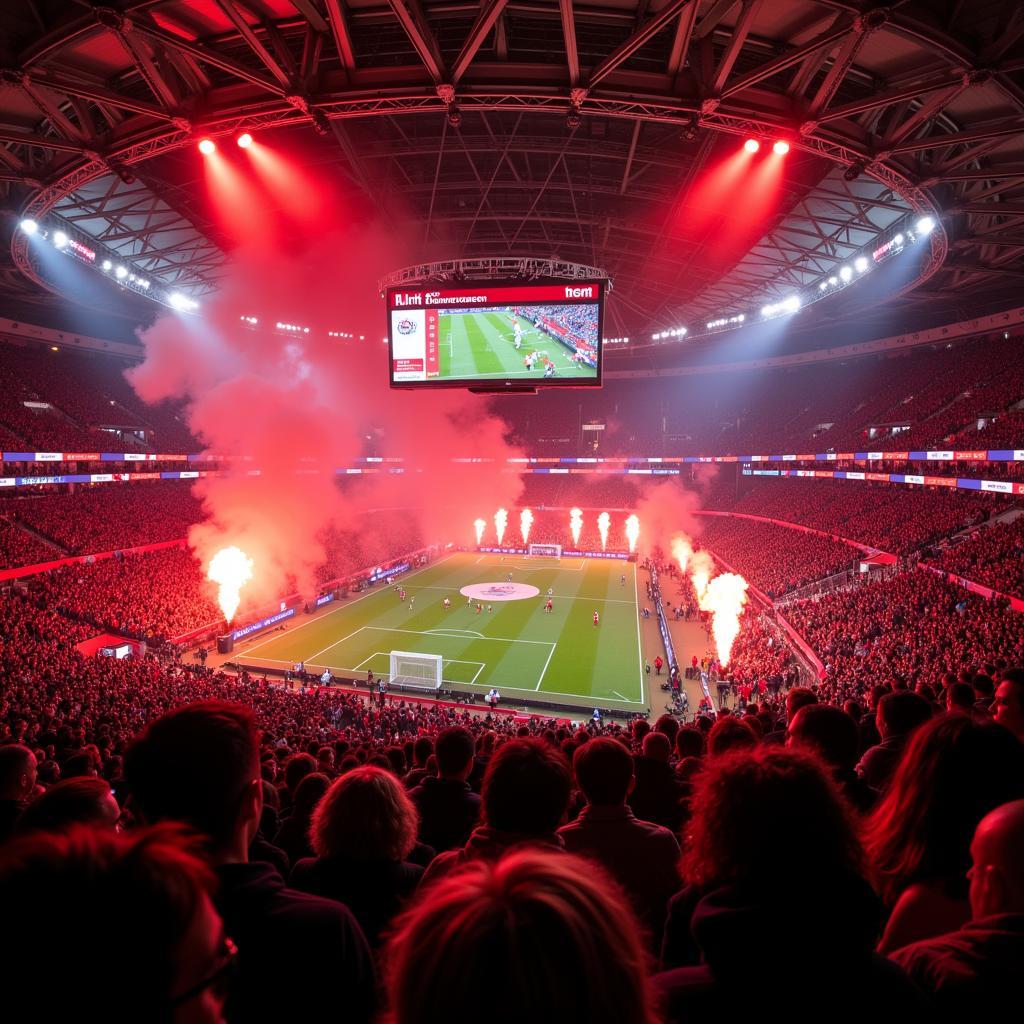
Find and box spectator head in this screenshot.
[62,751,98,779]
[435,727,475,781]
[283,752,317,794]
[0,745,37,801]
[865,714,1024,905]
[675,727,704,759]
[785,687,818,724]
[992,669,1024,740]
[707,717,758,759]
[946,682,976,714]
[0,824,229,1022]
[787,705,860,774]
[972,674,995,702]
[412,736,433,767]
[968,799,1024,919]
[876,690,933,740]
[16,777,119,835]
[316,746,335,770]
[640,732,671,763]
[654,715,680,745]
[124,701,262,859]
[482,739,571,836]
[682,746,863,889]
[385,850,657,1024]
[573,738,634,806]
[311,765,418,863]
[631,719,651,744]
[291,772,330,817]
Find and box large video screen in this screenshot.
[387,279,605,388]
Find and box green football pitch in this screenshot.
[438,311,598,381]
[234,552,645,712]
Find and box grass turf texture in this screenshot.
[236,552,644,713]
[438,311,598,381]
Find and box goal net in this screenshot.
[528,543,562,558]
[389,650,443,691]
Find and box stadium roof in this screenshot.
[1,0,1023,345]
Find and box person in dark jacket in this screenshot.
[856,690,932,793]
[890,799,1024,1021]
[272,771,329,866]
[628,732,681,832]
[421,738,571,887]
[124,700,376,1024]
[559,737,679,948]
[291,765,425,949]
[654,746,924,1023]
[0,745,37,844]
[409,726,480,852]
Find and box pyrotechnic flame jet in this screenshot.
[474,518,486,545]
[520,508,534,545]
[208,546,254,623]
[698,572,749,666]
[625,514,640,554]
[597,511,610,551]
[569,507,583,547]
[494,508,508,546]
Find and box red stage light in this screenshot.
[743,139,760,154]
[773,140,790,155]
[198,138,216,155]
[237,133,253,149]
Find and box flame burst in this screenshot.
[520,508,534,545]
[207,545,254,623]
[473,518,486,545]
[689,549,715,603]
[597,511,610,551]
[494,508,508,546]
[670,534,693,574]
[624,514,640,554]
[698,572,749,667]
[569,507,583,547]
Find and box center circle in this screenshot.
[460,582,541,602]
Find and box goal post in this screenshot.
[389,650,443,691]
[528,543,562,558]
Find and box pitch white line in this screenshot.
[633,561,646,705]
[363,625,553,646]
[415,585,634,604]
[534,642,557,691]
[241,553,455,655]
[426,628,485,637]
[611,689,628,701]
[307,625,368,663]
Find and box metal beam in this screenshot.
[387,0,446,85]
[213,0,293,91]
[588,0,695,91]
[560,0,580,89]
[323,0,357,71]
[814,73,963,124]
[889,118,1024,156]
[721,18,854,99]
[710,0,762,97]
[451,0,508,86]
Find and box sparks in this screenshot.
[520,508,534,545]
[207,545,254,623]
[494,508,508,547]
[473,518,486,545]
[624,514,640,554]
[698,572,749,667]
[569,507,583,547]
[597,512,610,551]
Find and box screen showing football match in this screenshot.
[387,280,604,387]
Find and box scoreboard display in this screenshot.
[386,279,605,389]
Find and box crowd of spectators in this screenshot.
[925,515,1024,599]
[5,482,204,554]
[706,478,1005,554]
[697,516,859,597]
[0,516,58,568]
[1,567,1022,1020]
[785,569,1024,704]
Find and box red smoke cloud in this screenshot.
[128,225,523,610]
